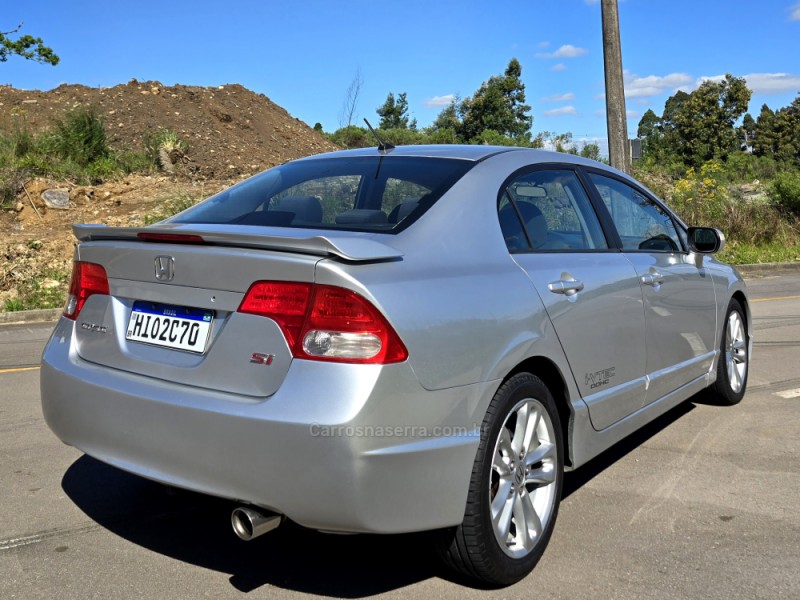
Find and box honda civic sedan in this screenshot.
[41,145,750,585]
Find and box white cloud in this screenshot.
[424,94,455,108]
[789,2,800,21]
[623,72,693,99]
[542,92,576,102]
[543,106,578,117]
[536,45,587,59]
[697,73,800,95]
[551,63,567,72]
[745,72,800,93]
[538,41,550,49]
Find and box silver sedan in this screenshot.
[41,145,750,585]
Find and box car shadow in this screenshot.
[562,398,696,498]
[62,397,701,595]
[61,456,438,595]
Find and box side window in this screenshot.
[588,173,683,252]
[499,169,608,252]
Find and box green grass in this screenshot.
[3,268,69,312]
[718,241,800,265]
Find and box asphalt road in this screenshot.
[1,271,798,599]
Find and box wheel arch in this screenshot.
[730,289,752,355]
[731,290,749,324]
[503,356,575,468]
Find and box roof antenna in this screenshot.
[363,119,395,151]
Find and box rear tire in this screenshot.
[438,373,563,586]
[710,298,749,405]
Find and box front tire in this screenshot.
[438,373,563,586]
[710,298,749,405]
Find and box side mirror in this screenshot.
[687,227,725,254]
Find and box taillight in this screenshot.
[238,282,312,348]
[237,282,408,364]
[63,261,110,320]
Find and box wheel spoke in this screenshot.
[730,360,741,389]
[521,404,541,455]
[515,490,542,550]
[498,428,514,463]
[491,477,514,519]
[525,441,555,467]
[511,403,530,455]
[526,464,556,487]
[493,487,516,542]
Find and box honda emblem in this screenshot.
[154,256,175,281]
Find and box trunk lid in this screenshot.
[73,238,322,398]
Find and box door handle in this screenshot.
[641,271,665,287]
[548,277,585,296]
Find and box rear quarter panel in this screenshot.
[314,157,575,393]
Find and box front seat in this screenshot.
[274,195,323,225]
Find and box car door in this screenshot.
[499,166,647,431]
[585,172,718,406]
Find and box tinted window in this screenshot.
[588,174,682,252]
[499,169,608,251]
[171,156,474,233]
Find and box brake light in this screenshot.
[137,233,205,243]
[63,261,110,320]
[237,282,408,364]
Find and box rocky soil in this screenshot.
[0,80,339,309]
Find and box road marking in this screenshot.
[0,366,40,374]
[0,534,45,551]
[0,524,101,552]
[752,295,800,303]
[776,388,800,399]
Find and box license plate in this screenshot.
[126,302,214,353]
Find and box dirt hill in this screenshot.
[0,79,337,178]
[0,80,339,310]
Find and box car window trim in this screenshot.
[497,163,619,255]
[577,166,688,254]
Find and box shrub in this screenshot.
[769,171,800,214]
[49,108,109,166]
[671,160,728,225]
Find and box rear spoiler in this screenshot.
[73,224,403,262]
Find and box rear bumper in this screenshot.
[41,318,488,533]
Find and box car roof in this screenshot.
[294,144,601,165]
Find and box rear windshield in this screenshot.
[170,156,474,233]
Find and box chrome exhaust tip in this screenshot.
[231,506,283,541]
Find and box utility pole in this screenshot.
[601,0,631,173]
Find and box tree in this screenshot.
[338,68,363,128]
[770,94,800,164]
[637,108,663,157]
[457,58,533,142]
[376,92,416,129]
[752,104,777,158]
[0,22,59,65]
[666,75,751,166]
[739,113,756,150]
[637,108,660,139]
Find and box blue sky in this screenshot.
[3,1,800,149]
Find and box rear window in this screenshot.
[170,156,474,233]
